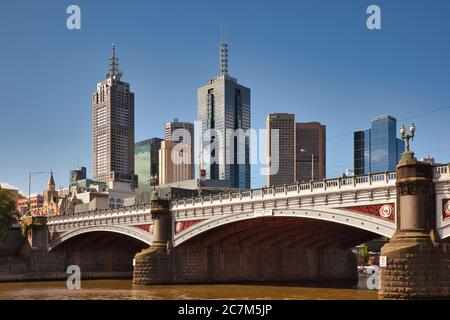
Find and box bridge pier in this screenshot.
[379,151,450,299]
[21,216,49,251]
[133,192,174,285]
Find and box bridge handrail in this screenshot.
[47,203,151,224]
[171,170,398,208]
[435,164,449,175]
[47,166,450,220]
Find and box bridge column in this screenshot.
[21,216,48,251]
[133,191,174,285]
[379,148,450,299]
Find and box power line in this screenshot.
[399,106,450,122]
[288,104,450,149]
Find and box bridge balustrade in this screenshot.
[312,181,324,189]
[326,180,339,188]
[251,189,262,197]
[435,165,449,174]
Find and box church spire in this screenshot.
[48,171,55,191]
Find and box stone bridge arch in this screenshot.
[48,225,152,251]
[173,207,396,247]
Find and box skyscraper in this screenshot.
[266,115,326,186]
[354,115,405,175]
[165,118,194,180]
[159,140,193,185]
[92,45,137,187]
[296,122,326,182]
[266,113,296,186]
[135,138,162,189]
[198,43,251,189]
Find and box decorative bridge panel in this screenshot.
[344,203,395,222]
[175,220,204,234]
[443,199,450,220]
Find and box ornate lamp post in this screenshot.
[149,174,159,200]
[399,123,416,164]
[400,123,415,152]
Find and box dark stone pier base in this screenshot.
[379,151,450,299]
[380,235,450,299]
[133,244,357,285]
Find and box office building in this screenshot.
[296,122,326,182]
[198,42,251,189]
[354,115,405,175]
[135,138,163,189]
[266,113,296,186]
[92,45,137,187]
[164,119,194,180]
[159,140,193,185]
[266,115,326,186]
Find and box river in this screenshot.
[0,278,377,300]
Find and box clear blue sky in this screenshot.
[1,0,450,194]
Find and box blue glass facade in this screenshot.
[354,116,405,175]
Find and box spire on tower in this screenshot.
[48,171,55,191]
[107,44,123,80]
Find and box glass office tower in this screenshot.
[134,138,162,189]
[354,115,404,175]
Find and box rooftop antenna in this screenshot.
[220,25,228,76]
[107,43,123,80]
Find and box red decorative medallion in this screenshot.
[443,200,450,220]
[345,203,395,221]
[379,204,394,219]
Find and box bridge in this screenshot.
[46,165,450,249]
[22,160,450,299]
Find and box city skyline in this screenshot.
[2,0,450,194]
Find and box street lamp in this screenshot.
[400,123,415,152]
[300,149,315,182]
[28,171,52,215]
[150,175,158,191]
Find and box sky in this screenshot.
[1,0,450,194]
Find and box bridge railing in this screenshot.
[47,165,449,221]
[47,203,151,224]
[435,164,449,175]
[171,171,399,208]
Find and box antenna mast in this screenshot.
[220,26,229,76]
[108,44,123,80]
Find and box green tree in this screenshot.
[360,244,369,263]
[0,189,18,243]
